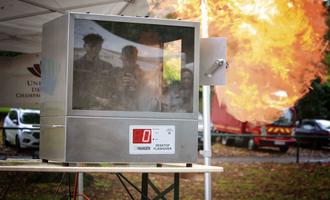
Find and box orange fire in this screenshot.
[148,0,328,123]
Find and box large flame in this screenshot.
[148,0,328,123]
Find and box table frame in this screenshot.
[0,159,223,200]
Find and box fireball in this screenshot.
[148,0,328,123]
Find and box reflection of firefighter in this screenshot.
[112,45,143,110]
[111,45,161,112]
[73,33,114,110]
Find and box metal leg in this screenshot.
[174,173,179,200]
[116,174,135,200]
[153,173,180,200]
[296,142,300,164]
[153,185,174,200]
[118,173,143,194]
[68,173,71,200]
[148,179,166,200]
[141,173,148,200]
[116,173,180,200]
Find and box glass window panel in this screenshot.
[73,19,195,113]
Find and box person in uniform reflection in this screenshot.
[112,45,143,110]
[73,33,113,110]
[112,45,162,111]
[162,68,193,112]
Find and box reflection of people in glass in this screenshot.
[73,33,113,110]
[180,68,193,112]
[161,81,183,112]
[114,45,143,110]
[121,45,143,93]
[118,45,162,111]
[137,31,162,112]
[162,68,193,112]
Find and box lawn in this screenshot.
[0,162,329,200]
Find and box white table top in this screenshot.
[0,159,223,173]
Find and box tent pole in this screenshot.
[203,85,212,200]
[78,172,84,200]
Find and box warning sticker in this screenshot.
[129,125,175,154]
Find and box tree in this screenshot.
[295,79,330,120]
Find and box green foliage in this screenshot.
[0,107,10,121]
[163,61,181,84]
[0,107,10,114]
[324,52,330,67]
[295,79,330,120]
[163,42,182,85]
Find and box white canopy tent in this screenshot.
[0,0,149,108]
[0,0,149,53]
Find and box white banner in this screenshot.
[0,54,41,108]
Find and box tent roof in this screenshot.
[0,0,149,53]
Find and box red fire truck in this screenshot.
[211,95,296,152]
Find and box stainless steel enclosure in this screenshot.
[40,13,200,163]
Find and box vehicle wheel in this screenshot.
[15,135,22,151]
[247,138,257,150]
[279,146,289,153]
[2,129,10,147]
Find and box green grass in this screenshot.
[212,163,330,200]
[0,163,329,199]
[0,107,10,122]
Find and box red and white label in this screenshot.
[129,125,175,155]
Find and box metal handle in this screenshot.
[41,125,64,128]
[204,59,226,78]
[52,125,64,128]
